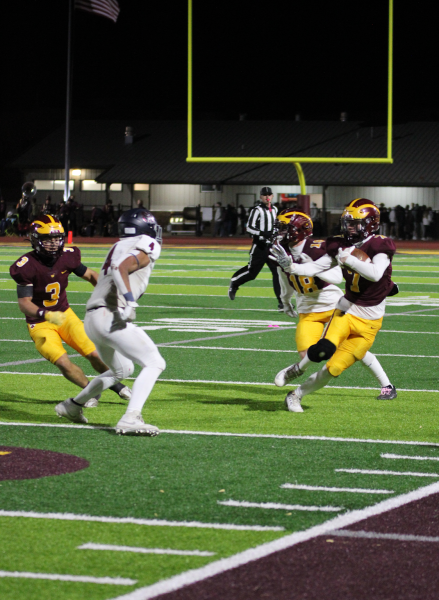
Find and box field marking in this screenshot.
[381,453,439,462]
[218,500,343,512]
[0,571,136,585]
[78,543,215,557]
[1,371,438,394]
[0,510,284,532]
[327,529,439,543]
[280,484,394,494]
[335,468,439,478]
[156,326,295,347]
[109,480,439,600]
[2,421,439,448]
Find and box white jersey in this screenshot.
[87,234,161,311]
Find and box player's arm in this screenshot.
[112,250,150,299]
[317,264,343,284]
[80,267,99,287]
[277,267,298,318]
[270,243,335,276]
[341,252,390,282]
[16,286,66,325]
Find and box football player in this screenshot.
[9,215,131,406]
[55,208,166,436]
[270,199,398,412]
[272,209,397,403]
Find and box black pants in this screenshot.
[230,241,281,302]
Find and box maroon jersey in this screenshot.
[10,247,83,324]
[284,238,333,294]
[325,235,396,306]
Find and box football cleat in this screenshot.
[228,285,238,301]
[116,411,159,436]
[284,390,304,413]
[84,396,101,408]
[118,386,132,400]
[275,363,305,387]
[277,302,284,312]
[377,385,398,400]
[55,398,88,424]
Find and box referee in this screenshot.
[228,186,282,309]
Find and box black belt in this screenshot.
[87,306,106,312]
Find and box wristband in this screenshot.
[37,308,47,319]
[123,291,135,302]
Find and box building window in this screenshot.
[134,184,149,191]
[35,180,74,191]
[200,185,222,192]
[81,180,106,192]
[109,183,122,192]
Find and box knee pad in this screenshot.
[307,339,336,363]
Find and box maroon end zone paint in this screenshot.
[0,446,89,481]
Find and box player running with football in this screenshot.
[9,215,131,406]
[55,208,166,436]
[272,208,397,406]
[270,199,398,412]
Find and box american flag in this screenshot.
[75,0,120,23]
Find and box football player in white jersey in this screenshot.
[55,209,166,435]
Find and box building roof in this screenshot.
[10,120,439,186]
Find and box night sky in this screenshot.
[1,0,439,169]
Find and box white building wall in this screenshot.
[326,186,439,210]
[149,184,324,211]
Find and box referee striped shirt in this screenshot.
[246,203,278,239]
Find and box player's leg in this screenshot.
[285,365,334,413]
[361,351,397,399]
[275,311,333,386]
[59,308,131,402]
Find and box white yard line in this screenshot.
[108,480,439,600]
[0,510,284,532]
[381,453,439,461]
[327,529,439,543]
[0,571,136,585]
[217,500,343,512]
[280,484,394,494]
[78,543,215,556]
[335,468,439,477]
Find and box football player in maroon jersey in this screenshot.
[270,199,398,412]
[271,209,396,408]
[9,215,131,406]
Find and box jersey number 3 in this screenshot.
[44,282,61,307]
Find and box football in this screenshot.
[351,247,371,263]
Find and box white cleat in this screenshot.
[284,391,304,413]
[116,410,159,436]
[55,398,88,423]
[84,394,101,408]
[118,386,132,401]
[275,363,304,387]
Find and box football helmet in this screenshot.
[29,215,65,257]
[272,210,313,246]
[22,181,37,200]
[118,209,162,243]
[341,198,380,244]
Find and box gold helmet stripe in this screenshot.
[277,211,313,227]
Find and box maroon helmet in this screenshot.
[29,214,65,257]
[341,198,380,244]
[272,209,313,246]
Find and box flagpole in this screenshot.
[64,0,74,203]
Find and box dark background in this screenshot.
[1,0,438,174]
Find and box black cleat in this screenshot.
[377,385,397,400]
[278,302,284,312]
[228,286,238,300]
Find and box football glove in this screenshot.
[283,302,299,318]
[336,246,354,267]
[119,301,138,322]
[37,309,66,326]
[269,243,297,273]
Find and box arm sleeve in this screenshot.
[317,265,343,284]
[292,253,335,276]
[17,284,33,298]
[246,208,260,236]
[343,253,390,282]
[72,263,87,277]
[278,267,295,304]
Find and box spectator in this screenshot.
[0,198,6,236]
[238,205,247,235]
[66,196,79,236]
[57,201,69,234]
[213,202,224,237]
[136,199,144,209]
[90,205,104,236]
[103,199,116,236]
[16,197,32,236]
[405,205,414,240]
[389,207,396,238]
[223,204,235,237]
[379,204,389,237]
[41,195,55,216]
[396,205,405,240]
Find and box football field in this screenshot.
[1,243,439,600]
